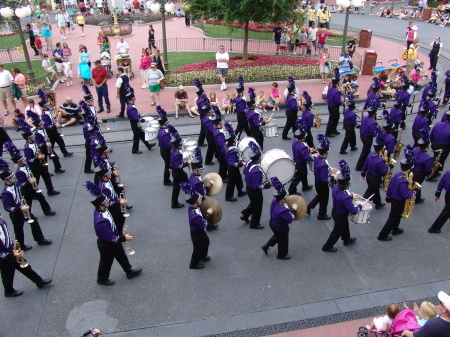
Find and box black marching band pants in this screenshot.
[250,126,264,151]
[190,229,209,267]
[29,161,55,193]
[22,184,51,215]
[171,168,188,206]
[323,209,351,249]
[130,120,153,152]
[235,111,252,138]
[1,254,42,293]
[378,198,405,238]
[266,222,290,258]
[160,148,171,183]
[47,126,69,155]
[308,180,329,216]
[412,170,426,200]
[197,116,205,145]
[363,173,382,206]
[431,141,450,177]
[356,135,374,171]
[241,187,263,227]
[205,132,216,164]
[288,162,309,195]
[430,191,450,231]
[226,165,243,198]
[85,139,92,172]
[97,239,132,282]
[326,105,340,136]
[340,124,356,151]
[282,109,297,139]
[9,209,44,248]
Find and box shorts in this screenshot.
[45,68,56,74]
[295,39,300,46]
[149,84,161,93]
[312,40,317,45]
[217,67,228,77]
[78,24,84,27]
[299,42,307,46]
[268,98,275,104]
[0,86,13,101]
[317,44,324,49]
[66,22,70,28]
[55,62,64,72]
[58,24,66,29]
[280,46,287,50]
[320,65,329,73]
[274,40,280,45]
[80,7,86,12]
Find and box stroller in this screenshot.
[78,62,92,86]
[358,309,422,337]
[100,51,113,79]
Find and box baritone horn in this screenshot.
[120,192,129,217]
[13,240,28,268]
[21,197,34,223]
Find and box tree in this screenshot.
[184,0,298,60]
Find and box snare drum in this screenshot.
[184,140,198,152]
[349,199,373,224]
[263,123,278,138]
[237,137,259,162]
[144,127,158,141]
[182,151,193,163]
[260,149,295,184]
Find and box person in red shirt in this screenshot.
[132,0,140,12]
[317,30,329,56]
[34,35,43,56]
[91,60,111,113]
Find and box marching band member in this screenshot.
[381,112,396,157]
[17,119,60,196]
[262,177,297,260]
[234,76,252,138]
[378,145,416,241]
[389,95,404,140]
[429,169,450,233]
[412,129,434,203]
[200,97,216,165]
[156,106,173,186]
[169,125,189,209]
[301,90,316,148]
[421,71,437,102]
[211,106,228,182]
[418,87,437,123]
[397,75,412,127]
[339,92,359,154]
[241,141,270,229]
[430,111,450,179]
[325,68,342,138]
[0,158,51,251]
[81,84,100,119]
[83,115,99,174]
[194,79,207,147]
[180,182,211,270]
[223,123,246,202]
[363,77,382,112]
[246,87,268,150]
[282,76,299,141]
[288,120,314,196]
[355,99,379,171]
[307,134,334,220]
[37,89,72,158]
[412,101,431,147]
[125,84,156,154]
[5,142,55,216]
[85,181,141,286]
[360,131,392,209]
[27,110,65,174]
[322,160,362,252]
[0,215,52,297]
[189,147,209,201]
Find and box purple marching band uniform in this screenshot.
[355,102,379,171]
[169,125,189,208]
[187,200,210,269]
[211,107,228,181]
[300,91,315,148]
[156,106,172,185]
[282,80,299,140]
[125,95,155,153]
[194,79,208,146]
[222,123,245,201]
[188,147,208,200]
[430,115,450,177]
[429,170,450,233]
[326,79,343,137]
[201,99,216,165]
[412,114,430,147]
[234,76,252,137]
[340,92,359,153]
[246,87,266,150]
[363,92,381,110]
[412,130,434,202]
[83,115,99,173]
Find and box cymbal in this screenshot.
[203,173,223,196]
[200,198,222,225]
[286,195,307,221]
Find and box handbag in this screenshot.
[325,61,329,67]
[159,79,165,89]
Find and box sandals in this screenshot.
[151,102,156,106]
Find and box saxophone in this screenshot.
[427,150,443,179]
[401,172,421,220]
[313,107,322,129]
[382,150,396,192]
[393,128,404,160]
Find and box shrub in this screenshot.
[26,83,51,97]
[85,12,161,25]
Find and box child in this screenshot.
[403,301,438,326]
[350,75,359,97]
[209,92,219,106]
[341,74,352,94]
[267,82,280,111]
[42,54,58,83]
[35,34,43,56]
[229,93,236,114]
[222,94,231,114]
[256,90,267,112]
[306,40,312,58]
[280,29,290,55]
[62,56,73,87]
[366,303,400,332]
[12,108,25,130]
[62,42,72,64]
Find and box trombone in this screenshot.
[123,225,135,255]
[21,197,34,224]
[13,240,28,268]
[120,192,130,217]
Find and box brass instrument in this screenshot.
[393,128,404,160]
[401,172,421,220]
[113,163,124,188]
[47,141,55,158]
[382,150,397,192]
[13,240,28,268]
[122,225,135,255]
[29,171,42,193]
[313,107,322,129]
[119,192,129,218]
[36,149,48,166]
[21,197,34,224]
[428,150,443,179]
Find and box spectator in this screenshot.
[57,97,83,127]
[279,29,290,55]
[320,46,330,84]
[273,21,283,55]
[152,48,166,75]
[318,8,328,28]
[317,29,329,55]
[97,31,104,51]
[101,36,111,54]
[402,291,450,336]
[12,108,25,130]
[216,45,229,90]
[55,9,67,40]
[62,57,73,87]
[40,9,51,27]
[267,82,280,111]
[92,60,111,113]
[116,36,129,54]
[62,42,72,64]
[24,23,39,56]
[410,69,422,90]
[79,0,86,16]
[297,27,307,56]
[428,37,442,72]
[403,301,438,326]
[42,54,59,83]
[222,94,232,114]
[406,26,418,50]
[35,34,43,56]
[41,21,52,51]
[53,42,65,83]
[132,0,140,13]
[25,98,42,121]
[346,37,357,58]
[0,64,16,116]
[115,66,129,118]
[366,303,400,332]
[139,48,151,89]
[76,12,85,37]
[174,85,194,119]
[79,44,91,69]
[379,73,396,99]
[308,22,319,56]
[307,6,315,27]
[148,24,157,54]
[338,50,353,73]
[95,0,103,14]
[256,90,267,112]
[147,62,164,106]
[229,93,236,114]
[11,67,28,108]
[406,39,419,74]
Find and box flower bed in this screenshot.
[174,54,318,74]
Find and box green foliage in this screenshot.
[195,23,274,40]
[0,34,21,49]
[168,51,239,70]
[427,1,440,8]
[25,83,51,96]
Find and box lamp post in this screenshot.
[151,1,174,72]
[337,0,362,55]
[1,3,35,84]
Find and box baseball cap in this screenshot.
[179,85,184,90]
[438,291,450,311]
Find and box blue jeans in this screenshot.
[95,84,111,110]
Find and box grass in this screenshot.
[2,60,49,81]
[167,51,239,71]
[0,34,22,49]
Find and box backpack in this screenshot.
[402,50,408,60]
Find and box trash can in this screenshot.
[422,7,432,21]
[362,50,377,75]
[359,29,372,48]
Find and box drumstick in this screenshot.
[267,113,274,122]
[352,193,374,202]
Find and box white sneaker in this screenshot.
[220,83,224,90]
[63,36,67,40]
[70,81,73,85]
[141,84,146,89]
[81,34,85,37]
[223,83,227,90]
[67,82,70,87]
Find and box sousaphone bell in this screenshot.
[200,198,222,225]
[286,195,307,221]
[203,173,223,196]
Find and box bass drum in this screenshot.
[237,137,259,162]
[260,149,295,184]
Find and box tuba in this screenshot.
[401,172,421,220]
[393,128,404,160]
[13,240,28,268]
[21,197,34,223]
[427,150,443,179]
[382,150,396,192]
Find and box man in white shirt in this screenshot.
[308,22,319,56]
[0,64,16,116]
[40,10,51,26]
[55,9,67,40]
[96,0,104,14]
[116,37,130,55]
[216,45,229,91]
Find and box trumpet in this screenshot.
[120,192,130,217]
[46,140,55,158]
[113,163,124,188]
[36,149,48,166]
[123,225,135,255]
[21,197,34,224]
[29,171,42,193]
[13,240,28,268]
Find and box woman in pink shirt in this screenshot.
[267,82,281,111]
[12,67,27,108]
[139,48,152,89]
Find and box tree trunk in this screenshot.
[243,20,249,61]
